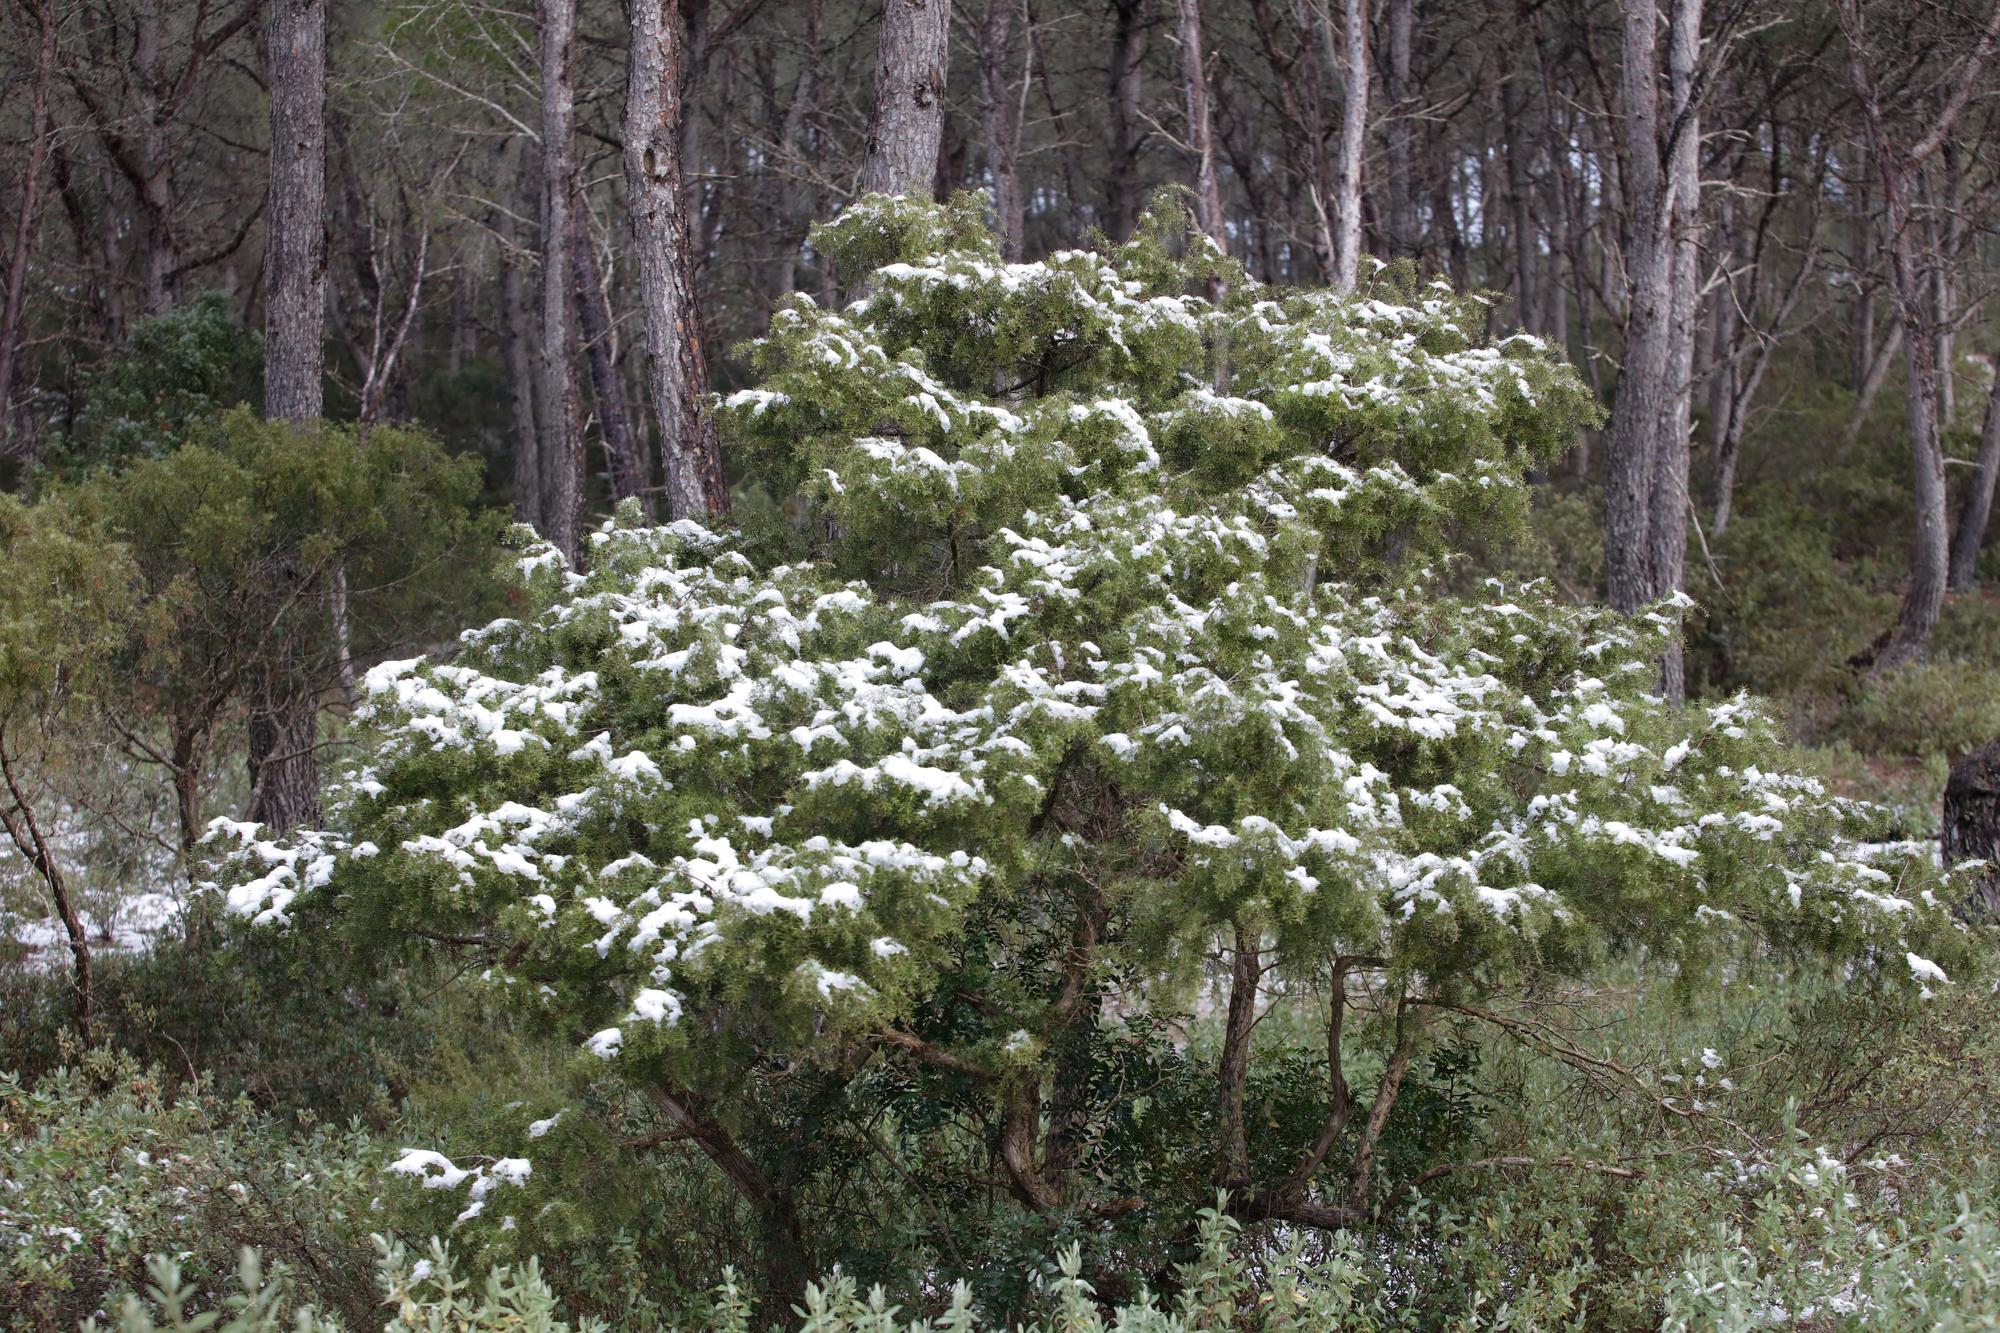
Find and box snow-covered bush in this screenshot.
[208,192,1979,1303]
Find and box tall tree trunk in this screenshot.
[859,0,952,198]
[1384,0,1415,259]
[1838,0,2000,670]
[498,141,543,530]
[250,0,328,834]
[0,0,56,458]
[1104,0,1146,241]
[571,216,649,512]
[1602,0,1671,616]
[978,0,1024,258]
[1647,0,1702,704]
[133,0,180,314]
[1176,0,1224,249]
[264,0,326,423]
[1501,78,1539,334]
[538,0,586,562]
[1949,366,2000,591]
[625,0,731,521]
[1330,0,1369,292]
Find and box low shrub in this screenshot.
[0,1051,381,1331]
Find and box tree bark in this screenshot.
[1213,921,1261,1188]
[978,0,1024,258]
[1384,0,1416,259]
[1104,0,1147,242]
[571,214,649,512]
[859,0,952,199]
[250,0,328,834]
[1949,365,2000,591]
[0,0,57,458]
[538,0,587,562]
[625,0,731,521]
[247,683,320,831]
[497,140,542,531]
[264,0,326,422]
[1602,0,1672,616]
[1330,0,1369,292]
[1176,0,1224,250]
[1646,0,1702,703]
[1944,736,2000,917]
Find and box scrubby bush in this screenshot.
[0,1051,381,1331]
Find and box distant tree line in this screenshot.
[0,0,1997,710]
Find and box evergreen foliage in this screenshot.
[208,195,1979,1306]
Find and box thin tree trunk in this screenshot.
[538,0,586,562]
[1384,0,1415,259]
[625,0,731,521]
[1214,922,1261,1188]
[1104,0,1146,241]
[1647,0,1701,703]
[0,0,57,458]
[498,143,543,531]
[0,723,90,1038]
[978,0,1024,258]
[1502,78,1539,334]
[1949,365,2000,591]
[571,215,649,512]
[1177,0,1224,250]
[859,0,952,199]
[1331,0,1369,292]
[1845,320,1904,443]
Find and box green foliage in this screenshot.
[0,491,138,711]
[45,293,265,478]
[207,194,1982,1313]
[0,1052,380,1331]
[0,925,427,1123]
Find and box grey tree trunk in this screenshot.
[1646,0,1702,704]
[1105,0,1146,241]
[538,0,587,562]
[1501,79,1538,334]
[625,0,731,520]
[1330,0,1369,292]
[571,215,649,512]
[251,0,327,834]
[1176,0,1224,249]
[1384,0,1416,259]
[264,0,326,422]
[978,0,1024,258]
[859,0,952,199]
[1602,0,1671,617]
[497,141,543,531]
[1948,365,2000,591]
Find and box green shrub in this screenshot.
[1835,659,2000,766]
[0,1051,380,1330]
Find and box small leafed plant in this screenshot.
[209,192,1979,1308]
